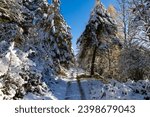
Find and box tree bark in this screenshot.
[90,46,97,76]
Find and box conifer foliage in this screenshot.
[77,1,121,77]
[0,0,74,99]
[50,0,74,68]
[0,0,149,100]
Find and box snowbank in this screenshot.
[90,79,150,100]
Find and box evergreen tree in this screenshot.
[77,1,121,77]
[21,0,74,74]
[0,0,50,99]
[0,0,74,99]
[51,0,74,68]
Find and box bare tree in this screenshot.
[117,0,130,46]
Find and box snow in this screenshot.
[0,44,149,100]
[55,69,146,100]
[21,68,150,100]
[0,89,4,100]
[46,77,68,100]
[0,57,9,76]
[0,0,149,100]
[88,79,150,100]
[23,92,57,100]
[43,13,48,19]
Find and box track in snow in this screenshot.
[64,70,86,100]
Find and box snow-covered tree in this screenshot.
[128,0,150,47]
[0,0,74,99]
[77,1,122,77]
[117,0,131,46]
[25,0,74,75]
[107,4,126,46]
[118,0,150,81]
[0,42,48,99]
[119,46,150,81]
[50,0,74,68]
[0,0,50,99]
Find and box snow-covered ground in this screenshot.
[22,68,150,100]
[1,67,150,100]
[88,79,150,100]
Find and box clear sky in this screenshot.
[48,0,117,53]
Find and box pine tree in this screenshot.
[0,0,74,99]
[34,0,73,72]
[0,0,49,99]
[22,0,74,74]
[77,1,121,77]
[51,0,74,68]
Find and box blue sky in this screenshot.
[48,0,117,53]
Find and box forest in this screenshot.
[0,0,150,100]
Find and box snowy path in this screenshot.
[64,70,86,100]
[65,81,81,100]
[24,68,150,100]
[64,79,87,100]
[25,68,104,100]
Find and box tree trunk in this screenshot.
[90,46,97,76]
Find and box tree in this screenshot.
[77,1,121,76]
[0,0,74,99]
[116,0,150,47]
[129,0,150,46]
[119,46,150,81]
[0,0,50,99]
[107,4,118,19]
[118,0,150,81]
[107,4,124,44]
[51,0,74,68]
[23,0,74,74]
[116,0,132,46]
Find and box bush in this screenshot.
[119,47,150,81]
